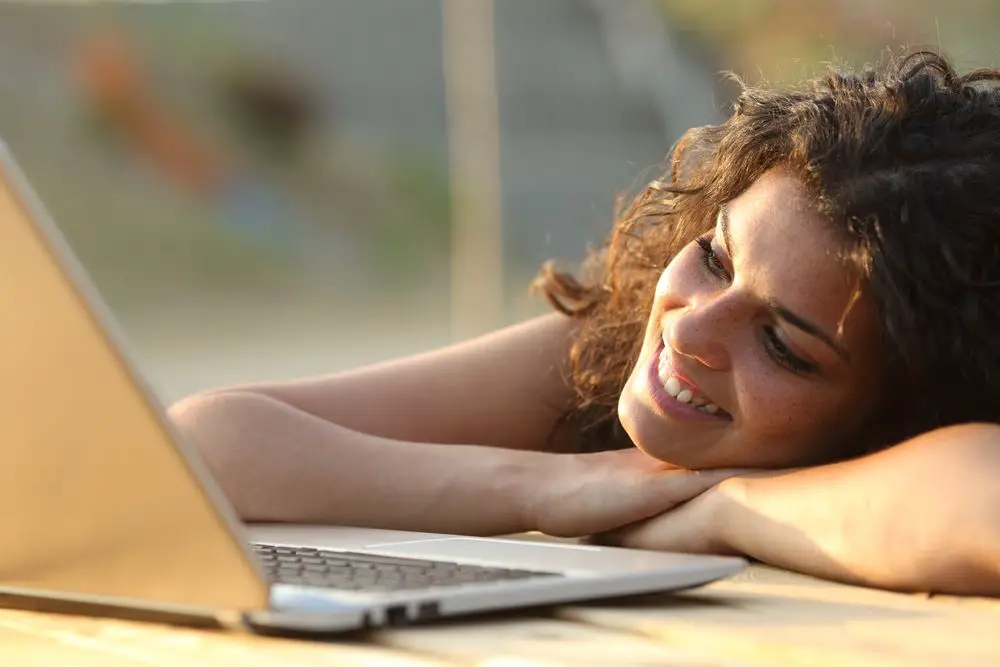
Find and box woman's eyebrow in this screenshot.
[766,298,850,361]
[718,205,849,363]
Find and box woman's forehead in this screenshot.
[725,172,875,346]
[726,172,844,262]
[727,170,821,225]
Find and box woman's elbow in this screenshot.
[166,390,276,518]
[169,391,250,462]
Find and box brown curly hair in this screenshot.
[535,48,1000,456]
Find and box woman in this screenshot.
[170,50,1000,596]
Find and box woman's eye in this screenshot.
[696,237,732,282]
[694,235,814,376]
[763,325,816,374]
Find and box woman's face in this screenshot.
[619,170,884,469]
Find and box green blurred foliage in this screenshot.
[659,0,1000,86]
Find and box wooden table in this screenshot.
[4,564,1000,667]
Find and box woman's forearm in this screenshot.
[168,391,544,535]
[710,423,1000,595]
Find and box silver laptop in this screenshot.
[0,141,745,635]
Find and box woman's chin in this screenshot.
[618,390,687,465]
[618,378,719,469]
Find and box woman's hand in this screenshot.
[528,448,745,538]
[592,474,744,553]
[595,424,1000,597]
[172,391,741,538]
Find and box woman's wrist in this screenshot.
[698,469,856,571]
[696,474,751,555]
[487,448,556,534]
[516,451,584,535]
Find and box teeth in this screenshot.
[656,353,724,416]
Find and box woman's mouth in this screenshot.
[646,342,731,422]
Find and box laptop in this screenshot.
[0,140,745,635]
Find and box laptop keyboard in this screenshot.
[251,543,562,593]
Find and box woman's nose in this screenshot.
[667,301,732,371]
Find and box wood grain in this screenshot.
[0,609,455,667]
[2,566,998,667]
[372,614,760,666]
[559,568,1000,667]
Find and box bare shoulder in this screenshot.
[188,313,580,452]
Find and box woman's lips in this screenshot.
[646,342,731,422]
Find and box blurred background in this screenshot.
[1,0,997,402]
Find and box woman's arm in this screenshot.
[168,390,742,536]
[605,423,1000,596]
[178,313,580,453]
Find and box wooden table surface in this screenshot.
[4,564,1000,667]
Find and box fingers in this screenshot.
[653,467,751,503]
[591,514,664,549]
[599,502,717,553]
[602,519,669,550]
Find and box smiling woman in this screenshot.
[169,48,1000,596]
[543,49,1000,468]
[618,171,883,469]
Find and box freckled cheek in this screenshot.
[733,364,819,439]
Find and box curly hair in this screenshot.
[535,48,1000,456]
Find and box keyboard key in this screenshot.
[251,543,561,592]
